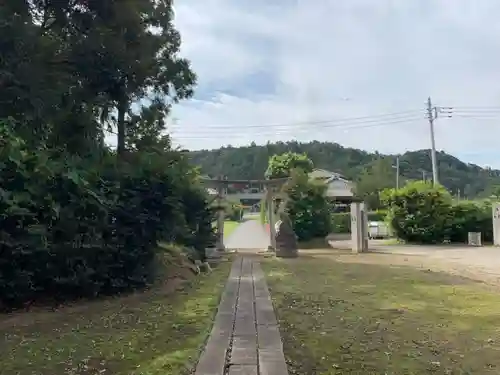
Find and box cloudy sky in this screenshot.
[168,0,500,167]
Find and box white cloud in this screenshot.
[168,0,500,166]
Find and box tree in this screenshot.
[266,152,314,179]
[126,102,172,153]
[355,158,399,210]
[282,170,332,241]
[0,1,196,156]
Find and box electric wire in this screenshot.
[170,116,425,140]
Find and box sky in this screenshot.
[166,1,500,167]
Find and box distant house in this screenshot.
[308,168,354,199]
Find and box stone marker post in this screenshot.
[351,202,368,253]
[493,202,500,246]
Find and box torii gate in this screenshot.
[201,176,289,250]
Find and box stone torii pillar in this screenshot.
[350,200,369,253]
[265,189,277,250]
[215,175,226,251]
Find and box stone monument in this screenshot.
[274,209,298,258]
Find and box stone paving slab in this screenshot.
[194,256,289,375]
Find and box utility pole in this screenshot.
[426,97,439,186]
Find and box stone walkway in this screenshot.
[195,256,289,375]
[224,220,270,250]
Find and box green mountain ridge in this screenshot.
[188,141,500,198]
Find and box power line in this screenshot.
[169,109,425,131]
[170,116,425,139]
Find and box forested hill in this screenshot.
[188,141,500,198]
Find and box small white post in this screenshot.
[493,203,500,246]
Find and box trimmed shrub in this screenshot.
[446,201,493,243]
[226,203,243,222]
[382,181,493,244]
[382,181,452,244]
[330,210,388,234]
[368,210,388,222]
[331,213,351,233]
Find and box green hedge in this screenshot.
[445,201,493,243]
[331,210,388,234]
[331,213,351,233]
[226,203,243,222]
[382,181,493,244]
[0,125,215,309]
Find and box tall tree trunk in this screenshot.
[117,97,127,157]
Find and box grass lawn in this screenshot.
[0,260,231,375]
[262,256,500,375]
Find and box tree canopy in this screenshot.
[266,152,314,179]
[1,0,196,156]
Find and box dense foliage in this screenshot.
[266,152,313,179]
[282,171,332,241]
[189,141,500,203]
[1,0,196,155]
[0,2,212,310]
[331,210,387,234]
[265,152,331,241]
[382,182,493,244]
[0,123,215,308]
[226,203,243,222]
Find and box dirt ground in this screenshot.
[310,239,500,287]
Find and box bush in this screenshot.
[330,210,388,234]
[331,213,351,233]
[282,170,332,241]
[226,203,242,222]
[382,181,452,244]
[382,181,493,244]
[446,201,493,243]
[0,124,215,309]
[368,210,388,222]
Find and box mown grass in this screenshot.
[0,259,231,375]
[262,256,500,375]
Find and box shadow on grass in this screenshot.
[0,260,232,375]
[262,257,500,375]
